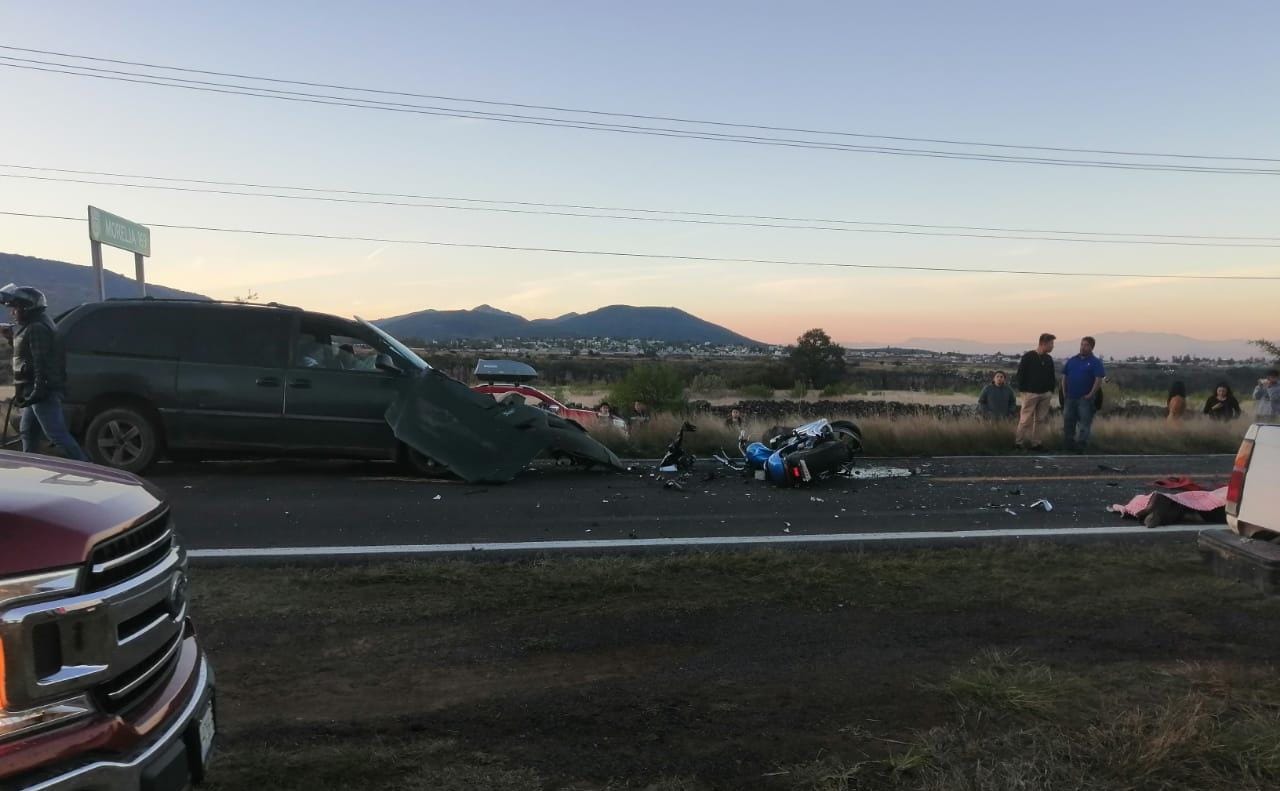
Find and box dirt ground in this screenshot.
[193,545,1280,790]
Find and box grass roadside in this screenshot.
[194,545,1280,790]
[597,413,1247,458]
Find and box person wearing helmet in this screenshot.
[0,284,88,461]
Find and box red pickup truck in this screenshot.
[0,451,215,790]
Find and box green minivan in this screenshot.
[59,299,428,473]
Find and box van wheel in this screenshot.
[86,407,162,473]
[400,444,452,478]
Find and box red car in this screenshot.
[0,451,215,790]
[472,360,627,433]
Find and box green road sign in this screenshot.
[88,205,151,257]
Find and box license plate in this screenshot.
[197,702,216,763]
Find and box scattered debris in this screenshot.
[1098,464,1128,473]
[1004,508,1018,517]
[841,466,913,480]
[432,494,442,501]
[1028,499,1053,512]
[663,480,686,492]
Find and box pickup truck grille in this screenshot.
[97,627,185,715]
[88,510,174,591]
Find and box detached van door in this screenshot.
[173,306,290,450]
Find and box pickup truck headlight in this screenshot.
[0,694,95,742]
[0,568,80,609]
[0,568,91,740]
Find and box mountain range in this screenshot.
[1,252,1266,357]
[0,252,208,311]
[873,334,1266,361]
[374,304,762,345]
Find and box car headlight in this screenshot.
[0,568,80,609]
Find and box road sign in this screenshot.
[88,206,151,257]
[87,206,151,300]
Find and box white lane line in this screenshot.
[189,524,1207,559]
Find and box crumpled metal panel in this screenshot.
[386,368,625,483]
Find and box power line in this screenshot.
[5,163,1277,242]
[7,170,1280,249]
[4,210,1276,281]
[3,43,1277,165]
[4,58,1279,176]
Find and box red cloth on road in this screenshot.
[1110,487,1228,518]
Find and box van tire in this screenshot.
[400,443,452,478]
[85,406,162,473]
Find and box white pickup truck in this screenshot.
[1227,423,1280,539]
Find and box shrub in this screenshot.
[608,363,686,413]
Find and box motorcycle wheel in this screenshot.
[830,420,864,455]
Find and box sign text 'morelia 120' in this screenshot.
[88,205,151,257]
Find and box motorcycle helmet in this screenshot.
[0,283,47,311]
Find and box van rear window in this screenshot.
[63,306,183,358]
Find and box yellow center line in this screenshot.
[934,474,1227,483]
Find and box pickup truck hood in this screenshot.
[0,451,166,576]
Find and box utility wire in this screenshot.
[5,163,1277,242]
[4,210,1277,281]
[7,170,1280,249]
[4,58,1279,176]
[3,43,1278,165]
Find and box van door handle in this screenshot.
[289,379,312,389]
[256,377,281,388]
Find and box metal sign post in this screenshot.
[87,206,152,301]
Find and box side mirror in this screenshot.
[375,353,401,374]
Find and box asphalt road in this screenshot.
[149,454,1233,554]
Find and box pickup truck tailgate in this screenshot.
[1234,424,1280,535]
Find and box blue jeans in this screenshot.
[19,392,89,462]
[1063,397,1096,451]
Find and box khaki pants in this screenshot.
[1016,392,1053,447]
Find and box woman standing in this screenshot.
[1166,381,1187,422]
[978,371,1018,419]
[1203,383,1242,421]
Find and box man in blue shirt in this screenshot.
[1061,336,1106,452]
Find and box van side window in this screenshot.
[293,316,394,372]
[63,306,183,358]
[181,309,290,367]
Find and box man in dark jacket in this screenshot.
[1,284,88,461]
[1014,333,1056,449]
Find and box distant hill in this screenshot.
[891,333,1264,361]
[377,304,761,345]
[0,252,209,312]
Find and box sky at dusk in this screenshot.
[2,1,1277,345]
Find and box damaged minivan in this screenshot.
[56,299,624,482]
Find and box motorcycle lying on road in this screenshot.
[727,418,863,486]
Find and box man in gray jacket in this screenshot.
[1,283,88,461]
[1255,369,1280,423]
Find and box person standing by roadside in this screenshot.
[978,371,1018,419]
[1166,381,1188,423]
[1061,336,1106,452]
[1015,333,1057,449]
[0,283,88,461]
[1255,370,1280,423]
[1203,383,1242,421]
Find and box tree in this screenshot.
[788,328,846,389]
[1252,339,1280,361]
[608,363,685,413]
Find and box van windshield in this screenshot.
[357,317,430,371]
